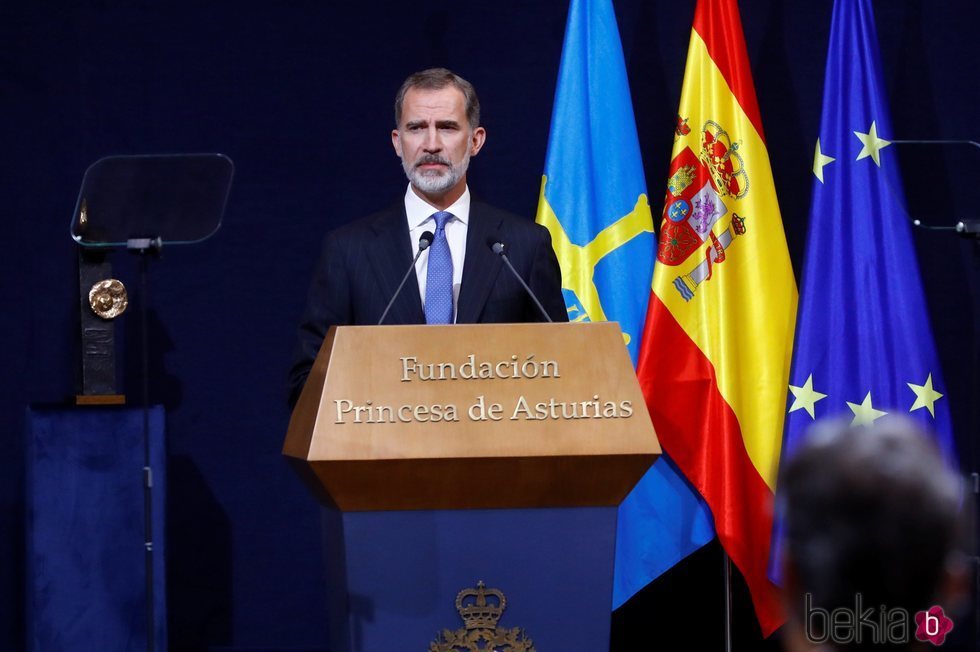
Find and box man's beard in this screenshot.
[402,151,470,194]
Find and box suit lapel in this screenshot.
[368,204,424,324]
[456,201,504,324]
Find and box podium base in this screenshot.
[323,506,617,651]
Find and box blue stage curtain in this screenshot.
[26,406,167,652]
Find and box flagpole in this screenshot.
[723,551,733,652]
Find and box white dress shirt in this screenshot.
[404,183,469,321]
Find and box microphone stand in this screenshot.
[488,240,553,323]
[378,232,433,325]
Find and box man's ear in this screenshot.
[470,126,487,157]
[392,129,403,158]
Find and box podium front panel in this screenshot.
[285,322,659,510]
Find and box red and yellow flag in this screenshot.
[636,0,797,635]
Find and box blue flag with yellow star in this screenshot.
[535,0,715,609]
[771,0,957,578]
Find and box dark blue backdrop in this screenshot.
[3,1,978,650]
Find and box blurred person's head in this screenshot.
[778,417,966,651]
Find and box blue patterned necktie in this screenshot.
[424,211,454,324]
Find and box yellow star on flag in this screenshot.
[854,121,891,166]
[812,139,836,183]
[846,391,888,427]
[908,373,944,418]
[788,374,827,419]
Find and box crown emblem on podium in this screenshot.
[430,581,535,652]
[456,581,506,629]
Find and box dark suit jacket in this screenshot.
[287,199,568,406]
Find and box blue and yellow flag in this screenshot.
[536,0,715,609]
[771,0,957,577]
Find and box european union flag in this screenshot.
[535,0,714,609]
[773,0,957,575]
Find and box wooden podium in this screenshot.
[283,322,659,651]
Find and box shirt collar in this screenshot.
[404,183,471,229]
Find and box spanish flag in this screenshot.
[636,0,797,635]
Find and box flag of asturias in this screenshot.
[635,0,798,635]
[772,0,957,575]
[535,0,715,609]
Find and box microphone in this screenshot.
[378,231,434,325]
[487,238,554,323]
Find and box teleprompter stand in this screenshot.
[885,139,980,646]
[68,154,234,652]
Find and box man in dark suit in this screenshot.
[289,68,567,407]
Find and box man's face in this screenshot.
[392,86,486,196]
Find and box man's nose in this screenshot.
[422,126,442,151]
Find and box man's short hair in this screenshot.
[394,68,481,130]
[779,417,961,615]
